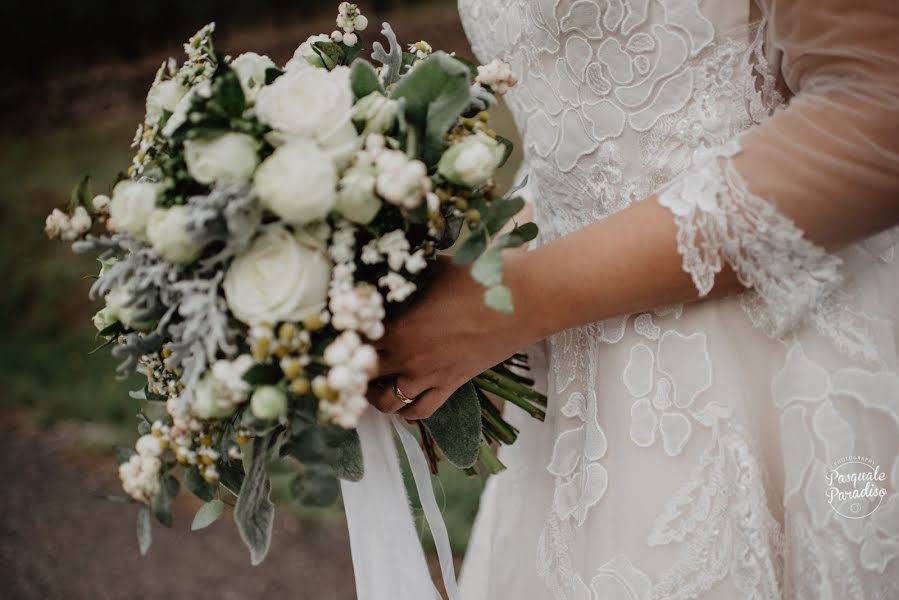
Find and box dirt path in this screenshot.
[0,410,356,599]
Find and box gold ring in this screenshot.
[392,381,416,405]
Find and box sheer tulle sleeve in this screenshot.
[657,0,899,337]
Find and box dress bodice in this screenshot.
[459,0,781,242]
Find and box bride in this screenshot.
[366,0,899,597]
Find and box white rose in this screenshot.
[230,52,276,102]
[336,162,381,224]
[254,140,337,225]
[285,34,331,70]
[184,132,259,185]
[437,132,505,187]
[146,79,187,121]
[146,206,202,264]
[255,63,354,141]
[105,285,153,331]
[109,181,161,239]
[224,225,332,325]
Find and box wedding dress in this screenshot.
[454,0,899,598]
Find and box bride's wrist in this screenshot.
[504,250,555,345]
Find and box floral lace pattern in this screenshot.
[458,1,899,599]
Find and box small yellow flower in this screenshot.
[289,377,311,395]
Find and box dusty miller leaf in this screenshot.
[234,435,275,565]
[137,506,152,556]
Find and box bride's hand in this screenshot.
[368,254,535,420]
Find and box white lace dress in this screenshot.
[457,1,899,598]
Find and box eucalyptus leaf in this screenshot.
[234,435,275,565]
[209,72,246,119]
[185,466,217,502]
[390,52,472,164]
[150,474,179,528]
[453,227,488,265]
[137,506,152,556]
[437,213,465,250]
[494,135,514,168]
[140,399,168,423]
[485,285,514,314]
[494,222,538,250]
[68,175,91,212]
[191,499,225,531]
[350,60,384,99]
[471,249,504,287]
[484,196,525,235]
[423,382,481,468]
[291,465,339,507]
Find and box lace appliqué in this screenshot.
[658,141,844,338]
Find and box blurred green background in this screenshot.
[0,2,521,597]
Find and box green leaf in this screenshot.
[494,222,538,250]
[495,135,514,168]
[242,362,282,386]
[291,464,339,507]
[68,175,91,212]
[219,459,245,496]
[136,413,151,436]
[453,227,488,265]
[423,382,482,468]
[234,435,275,565]
[140,399,168,423]
[390,52,472,165]
[208,71,246,119]
[350,60,384,99]
[150,474,179,528]
[137,506,152,556]
[471,249,504,287]
[185,466,216,502]
[191,500,225,531]
[312,41,344,70]
[484,196,525,235]
[485,285,514,314]
[323,427,364,482]
[264,67,284,85]
[114,446,135,465]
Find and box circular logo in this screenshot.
[826,455,888,519]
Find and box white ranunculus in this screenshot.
[191,372,238,420]
[146,205,202,264]
[105,285,153,331]
[353,92,400,135]
[184,132,259,185]
[230,52,276,102]
[92,307,118,332]
[224,225,332,326]
[336,161,381,224]
[109,180,161,239]
[255,63,354,141]
[254,140,337,225]
[437,131,506,187]
[146,79,187,121]
[285,34,331,70]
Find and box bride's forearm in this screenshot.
[506,196,743,342]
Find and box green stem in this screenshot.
[480,406,517,445]
[483,368,547,405]
[478,442,506,475]
[473,376,545,422]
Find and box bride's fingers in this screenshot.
[398,387,448,421]
[366,375,429,414]
[376,349,401,378]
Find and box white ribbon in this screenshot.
[341,408,461,600]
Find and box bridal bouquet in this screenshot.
[45,3,545,563]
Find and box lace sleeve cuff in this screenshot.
[657,141,844,337]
